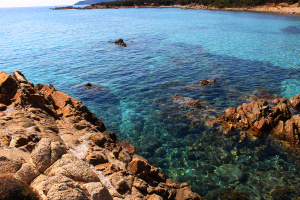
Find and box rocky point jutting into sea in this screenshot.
[0,71,202,200]
[1,69,300,200]
[51,3,300,15]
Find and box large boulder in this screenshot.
[289,94,300,109]
[128,157,151,179]
[83,182,113,200]
[175,186,202,200]
[281,115,300,146]
[47,182,89,200]
[31,138,66,172]
[14,163,40,184]
[45,154,100,182]
[0,154,24,174]
[0,71,18,105]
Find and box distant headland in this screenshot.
[51,2,300,15]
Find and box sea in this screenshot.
[1,6,300,199]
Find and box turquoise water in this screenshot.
[1,7,300,199]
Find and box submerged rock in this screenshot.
[76,82,110,94]
[215,164,243,183]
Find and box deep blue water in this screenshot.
[1,6,300,199]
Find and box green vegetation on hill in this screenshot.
[96,0,299,8]
[75,0,114,5]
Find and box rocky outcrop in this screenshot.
[220,95,300,147]
[0,71,201,200]
[289,94,300,109]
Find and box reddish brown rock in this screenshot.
[47,182,89,200]
[13,70,30,84]
[187,100,202,108]
[85,151,108,164]
[166,179,179,189]
[83,182,113,200]
[283,115,300,146]
[45,154,100,182]
[0,154,24,174]
[128,157,151,179]
[0,71,18,105]
[289,94,300,109]
[175,186,202,200]
[117,139,135,153]
[89,133,107,147]
[109,172,131,194]
[128,186,145,199]
[133,177,148,192]
[147,193,164,200]
[31,138,66,173]
[118,148,132,164]
[94,163,110,171]
[14,163,40,184]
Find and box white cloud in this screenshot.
[0,0,79,8]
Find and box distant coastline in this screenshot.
[51,2,300,15]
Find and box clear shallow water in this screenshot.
[1,7,300,199]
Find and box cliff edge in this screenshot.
[0,70,201,200]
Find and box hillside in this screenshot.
[96,0,299,8]
[75,0,115,5]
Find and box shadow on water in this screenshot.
[281,26,300,35]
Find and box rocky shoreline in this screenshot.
[1,71,300,199]
[51,3,300,15]
[0,71,201,200]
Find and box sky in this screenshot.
[0,0,79,8]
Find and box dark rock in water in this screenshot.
[109,39,127,47]
[200,79,215,86]
[251,88,275,101]
[76,83,110,94]
[173,94,202,108]
[84,82,92,87]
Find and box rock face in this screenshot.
[220,96,300,147]
[0,71,201,200]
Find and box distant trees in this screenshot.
[96,0,299,7]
